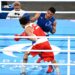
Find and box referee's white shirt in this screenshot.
[6,9,25,19]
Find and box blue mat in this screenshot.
[0,19,75,75]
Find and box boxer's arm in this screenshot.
[30,13,40,22]
[25,25,37,41]
[52,21,56,34]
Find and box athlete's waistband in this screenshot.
[33,38,48,46]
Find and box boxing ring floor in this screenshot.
[0,19,75,75]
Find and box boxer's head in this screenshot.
[46,7,56,19]
[19,15,30,25]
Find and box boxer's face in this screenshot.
[14,3,21,11]
[46,10,54,18]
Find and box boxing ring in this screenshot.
[0,19,75,75]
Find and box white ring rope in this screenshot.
[0,50,75,52]
[0,36,75,52]
[0,35,74,66]
[1,0,75,2]
[0,11,75,14]
[0,63,73,65]
[0,35,75,39]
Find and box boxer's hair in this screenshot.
[19,16,30,25]
[48,7,56,14]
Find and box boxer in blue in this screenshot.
[31,7,56,34]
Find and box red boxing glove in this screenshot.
[14,32,26,41]
[14,34,20,41]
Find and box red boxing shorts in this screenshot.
[30,41,54,62]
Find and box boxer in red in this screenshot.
[15,16,60,75]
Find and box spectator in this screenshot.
[6,1,25,19]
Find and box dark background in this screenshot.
[1,1,75,19]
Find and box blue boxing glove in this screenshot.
[49,25,53,34]
[45,23,53,33]
[32,41,36,45]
